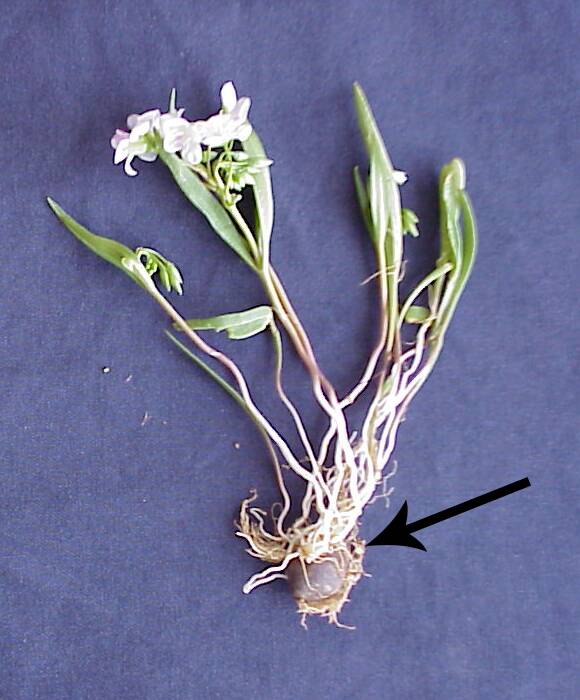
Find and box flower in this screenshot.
[110,82,253,175]
[110,110,160,176]
[161,118,206,165]
[197,81,252,148]
[111,105,185,176]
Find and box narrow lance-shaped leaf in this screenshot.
[165,330,246,409]
[158,151,256,269]
[164,330,281,466]
[353,82,397,177]
[353,83,404,351]
[432,159,478,340]
[429,159,468,327]
[46,197,153,292]
[438,158,465,268]
[243,130,273,268]
[178,305,273,340]
[47,198,183,296]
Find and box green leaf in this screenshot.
[353,83,404,351]
[47,197,152,292]
[165,330,246,409]
[158,151,256,268]
[404,305,430,324]
[431,159,478,339]
[243,130,273,266]
[179,305,273,340]
[402,208,419,237]
[368,159,387,244]
[438,158,466,267]
[165,330,280,463]
[353,83,397,179]
[353,166,373,236]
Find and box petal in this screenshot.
[140,109,161,126]
[159,115,188,139]
[182,140,202,165]
[393,170,407,185]
[199,114,230,147]
[231,96,251,123]
[110,129,129,149]
[130,122,152,139]
[124,157,138,176]
[235,121,253,142]
[189,120,208,141]
[163,133,185,153]
[201,134,229,148]
[138,151,158,162]
[113,140,130,164]
[220,81,237,112]
[127,109,160,131]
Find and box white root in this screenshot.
[235,320,442,624]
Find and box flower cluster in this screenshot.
[110,82,253,176]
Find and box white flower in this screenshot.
[197,81,252,148]
[161,116,189,153]
[110,110,159,176]
[111,106,185,176]
[161,118,205,165]
[126,109,161,133]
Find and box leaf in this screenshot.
[353,166,373,236]
[179,305,273,340]
[404,305,431,324]
[243,130,274,266]
[368,159,387,244]
[158,151,255,268]
[165,330,245,408]
[47,197,152,292]
[438,158,466,267]
[353,83,397,177]
[431,159,478,339]
[164,331,280,464]
[353,83,404,351]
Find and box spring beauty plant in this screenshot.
[48,82,477,627]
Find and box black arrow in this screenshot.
[367,477,531,550]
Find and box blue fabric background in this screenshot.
[0,1,578,698]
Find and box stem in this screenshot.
[269,322,334,510]
[226,201,361,511]
[151,289,329,511]
[221,199,261,264]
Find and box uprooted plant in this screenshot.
[47,81,477,627]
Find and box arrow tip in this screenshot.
[367,500,427,551]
